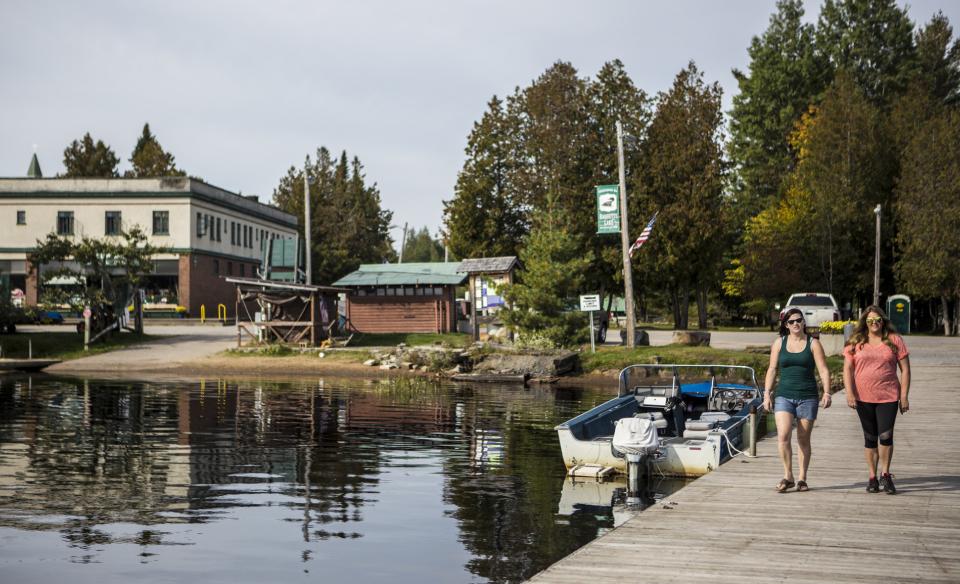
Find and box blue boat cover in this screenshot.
[680,381,755,398]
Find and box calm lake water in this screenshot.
[0,374,686,583]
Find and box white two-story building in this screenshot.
[0,175,298,317]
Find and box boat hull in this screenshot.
[557,406,758,478]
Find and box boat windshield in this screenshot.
[618,364,758,397]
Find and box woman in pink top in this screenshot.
[842,306,911,494]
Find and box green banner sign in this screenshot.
[596,185,620,234]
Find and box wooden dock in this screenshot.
[529,336,960,583]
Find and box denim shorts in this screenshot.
[774,396,819,420]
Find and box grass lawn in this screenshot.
[0,331,154,361]
[346,332,471,348]
[580,344,844,383]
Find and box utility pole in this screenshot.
[873,204,881,307]
[617,121,637,348]
[398,222,408,263]
[303,157,312,285]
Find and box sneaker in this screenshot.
[866,477,879,493]
[879,473,896,494]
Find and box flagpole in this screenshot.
[616,120,637,348]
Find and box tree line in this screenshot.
[443,0,960,344]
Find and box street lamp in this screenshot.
[616,121,637,348]
[873,204,881,307]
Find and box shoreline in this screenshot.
[45,352,623,388]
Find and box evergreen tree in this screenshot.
[499,206,593,349]
[61,133,120,178]
[586,60,651,306]
[816,0,917,105]
[728,0,828,217]
[443,96,526,260]
[894,107,960,335]
[126,123,185,178]
[637,62,728,329]
[401,227,445,262]
[914,12,960,105]
[793,72,891,300]
[272,147,395,284]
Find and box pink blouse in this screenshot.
[843,335,910,403]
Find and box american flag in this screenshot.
[628,212,658,257]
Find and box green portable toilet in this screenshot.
[886,294,911,334]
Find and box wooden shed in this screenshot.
[456,256,519,340]
[333,263,466,333]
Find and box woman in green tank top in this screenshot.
[762,308,833,493]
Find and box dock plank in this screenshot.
[529,338,960,583]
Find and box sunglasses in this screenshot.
[786,318,804,325]
[866,317,883,324]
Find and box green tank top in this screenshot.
[776,335,818,400]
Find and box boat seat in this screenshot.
[634,411,668,430]
[683,429,713,439]
[699,412,731,423]
[685,420,717,432]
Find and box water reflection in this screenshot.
[0,375,684,583]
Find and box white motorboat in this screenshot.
[556,364,764,478]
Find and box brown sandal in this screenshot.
[796,480,809,492]
[776,479,795,493]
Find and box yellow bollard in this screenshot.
[200,304,206,323]
[218,304,227,322]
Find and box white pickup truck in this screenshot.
[781,293,840,329]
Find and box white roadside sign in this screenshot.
[579,294,601,312]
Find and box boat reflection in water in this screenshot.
[0,375,688,584]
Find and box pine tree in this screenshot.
[443,96,526,259]
[793,72,891,300]
[499,206,593,348]
[816,0,917,105]
[402,227,445,262]
[637,62,728,329]
[272,148,394,284]
[914,12,960,105]
[728,0,828,217]
[61,133,119,178]
[126,123,185,178]
[895,108,960,335]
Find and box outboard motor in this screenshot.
[612,417,659,506]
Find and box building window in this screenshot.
[216,217,221,242]
[57,211,74,235]
[240,263,245,277]
[227,262,233,276]
[16,210,26,225]
[213,259,220,275]
[153,211,169,235]
[196,212,204,237]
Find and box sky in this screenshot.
[1,0,957,250]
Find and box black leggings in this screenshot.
[855,401,899,449]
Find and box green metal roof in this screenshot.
[333,262,467,287]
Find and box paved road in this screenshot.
[607,327,777,349]
[42,324,236,374]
